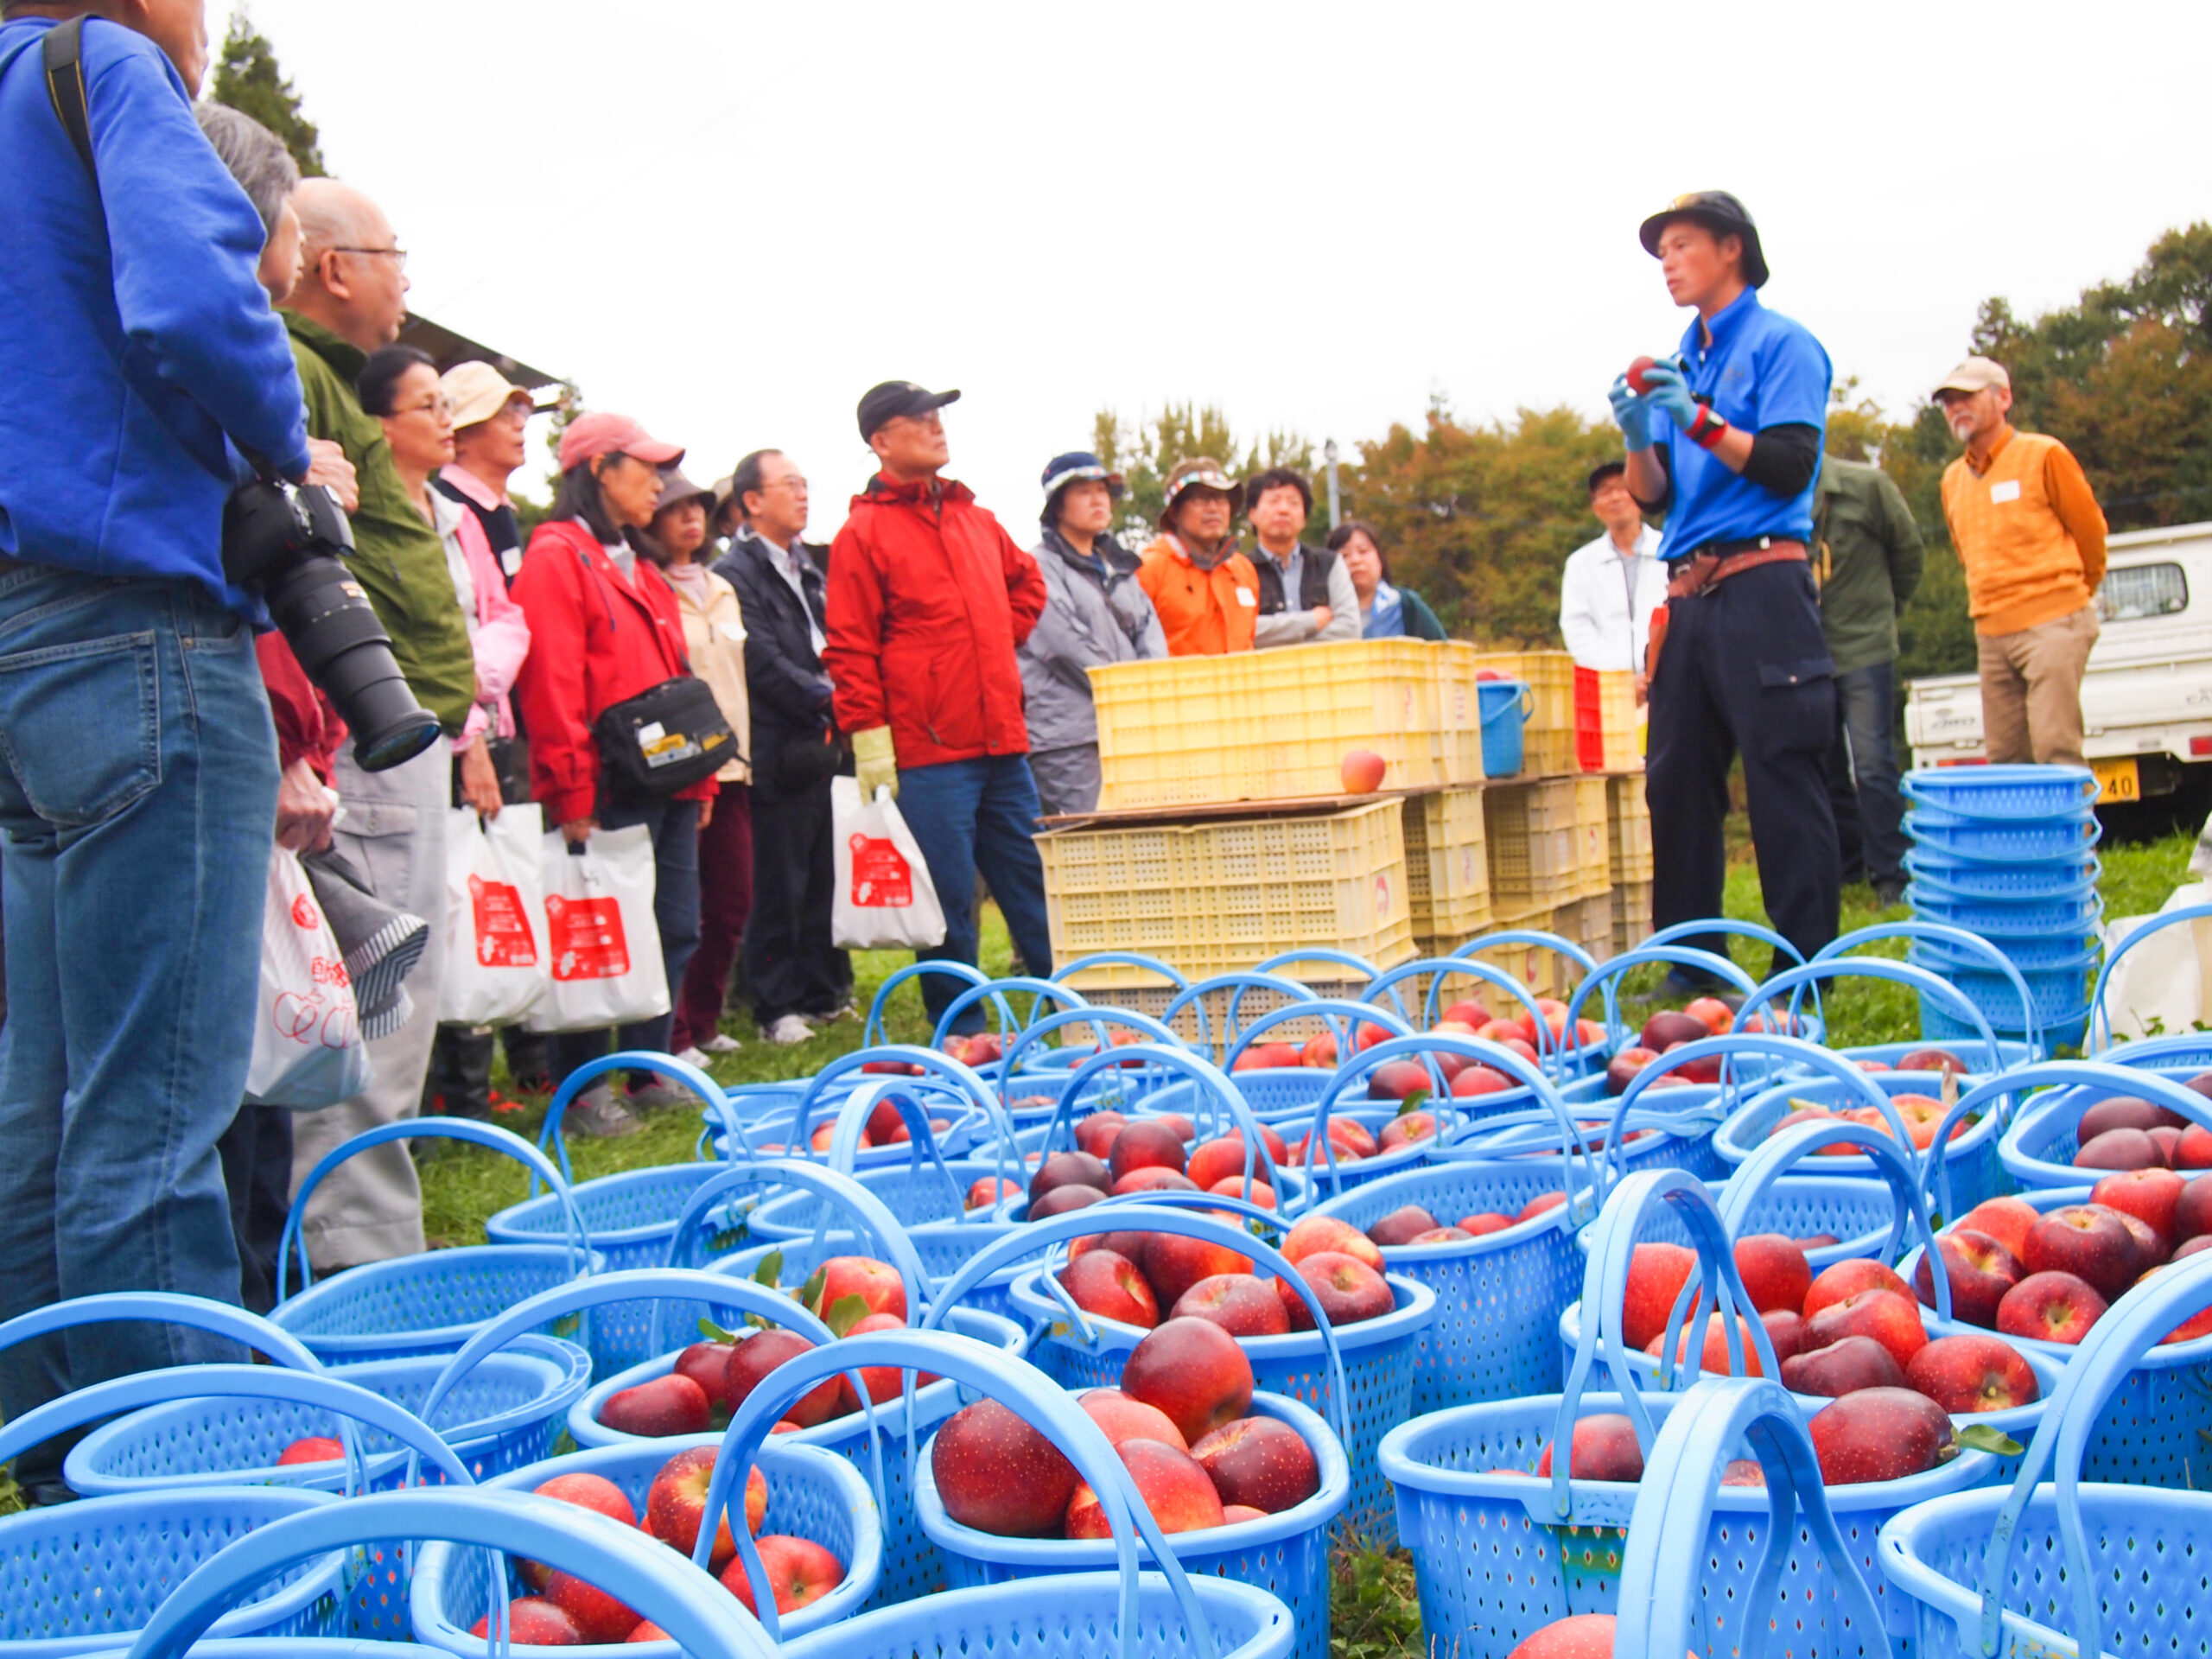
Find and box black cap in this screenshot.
[857,381,960,441]
[1586,461,1626,495]
[1637,191,1769,289]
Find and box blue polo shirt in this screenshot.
[1650,288,1830,562]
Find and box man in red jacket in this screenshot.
[825,382,1054,1029]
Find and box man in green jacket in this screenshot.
[1812,455,1923,906]
[281,178,476,1271]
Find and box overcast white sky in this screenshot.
[247,0,2212,534]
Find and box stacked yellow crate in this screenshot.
[1484,778,1609,913]
[1606,774,1654,952]
[1434,643,1487,787]
[1402,788,1492,955]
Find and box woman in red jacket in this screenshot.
[511,413,715,1137]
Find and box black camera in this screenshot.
[223,478,442,772]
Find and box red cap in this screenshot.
[557,411,683,473]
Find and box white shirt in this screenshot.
[758,531,827,656]
[1558,524,1666,673]
[429,489,477,640]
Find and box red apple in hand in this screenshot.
[721,1535,843,1616]
[1120,1317,1255,1444]
[1997,1271,2108,1344]
[931,1398,1078,1536]
[1535,1412,1643,1482]
[1912,1230,2022,1329]
[598,1371,711,1438]
[1192,1415,1319,1514]
[1808,1388,1950,1484]
[1906,1333,2039,1413]
[1624,354,1662,392]
[1079,1388,1189,1452]
[1341,750,1387,794]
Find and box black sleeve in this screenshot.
[1742,423,1822,497]
[1630,444,1673,515]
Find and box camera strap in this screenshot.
[42,17,96,180]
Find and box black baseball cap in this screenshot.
[857,381,960,441]
[1586,461,1626,495]
[1637,191,1770,289]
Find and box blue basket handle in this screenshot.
[1557,1169,1777,1519]
[1610,1032,1906,1187]
[1899,766,2099,818]
[1361,957,1581,1071]
[1907,861,2101,907]
[663,1159,932,1314]
[1616,1375,1892,1659]
[1645,915,1808,968]
[118,1486,773,1659]
[1755,955,2006,1072]
[790,1043,1019,1206]
[1716,1119,1954,1320]
[1939,1064,2212,1218]
[2087,901,2212,1053]
[1051,951,1192,995]
[931,974,1094,1050]
[536,1051,728,1186]
[1001,1006,1190,1148]
[918,1201,1351,1449]
[0,1289,325,1375]
[863,959,1001,1046]
[1160,970,1317,1060]
[276,1116,588,1305]
[705,1326,1221,1659]
[1815,918,2042,1056]
[1218,996,1414,1077]
[0,1361,474,1500]
[1039,1041,1294,1211]
[1449,928,1599,995]
[808,1077,989,1218]
[1255,945,1381,981]
[1978,1243,2212,1659]
[1562,944,1758,1059]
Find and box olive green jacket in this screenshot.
[1813,456,1923,676]
[284,312,475,734]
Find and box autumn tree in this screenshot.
[208,8,324,175]
[1091,402,1313,543]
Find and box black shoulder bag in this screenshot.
[573,543,737,799]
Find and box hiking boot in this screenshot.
[566,1083,641,1139]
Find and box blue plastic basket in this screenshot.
[2087,900,2212,1052]
[410,1431,880,1651]
[1479,677,1529,776]
[1712,1070,2013,1219]
[918,1388,1347,1659]
[1993,1046,2212,1188]
[1900,764,2099,819]
[1877,1249,2212,1659]
[1909,942,2094,1029]
[1902,846,2099,899]
[1905,881,2103,938]
[1904,806,2102,862]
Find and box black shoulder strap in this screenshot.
[43,16,96,180]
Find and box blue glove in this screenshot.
[1635,361,1700,428]
[1607,378,1653,452]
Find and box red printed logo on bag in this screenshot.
[290,893,320,931]
[849,834,912,907]
[467,874,540,968]
[271,988,357,1050]
[545,894,629,981]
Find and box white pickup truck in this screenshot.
[1904,519,2212,814]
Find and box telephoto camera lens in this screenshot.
[223,478,442,771]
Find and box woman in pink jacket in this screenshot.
[361,344,532,1119]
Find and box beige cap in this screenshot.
[441,360,530,429]
[1932,356,2011,397]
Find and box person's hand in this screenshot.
[697,795,715,830]
[853,725,899,802]
[1634,361,1699,428]
[1310,606,1333,633]
[304,438,358,513]
[562,816,598,849]
[1634,671,1649,707]
[274,758,335,853]
[459,735,501,818]
[1608,378,1653,452]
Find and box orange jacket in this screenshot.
[1136,534,1258,656]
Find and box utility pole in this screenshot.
[1323,438,1341,530]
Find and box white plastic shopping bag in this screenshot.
[439,804,549,1027]
[526,823,669,1031]
[245,845,372,1109]
[831,776,946,950]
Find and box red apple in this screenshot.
[1645,1313,1766,1376]
[1997,1271,2109,1345]
[544,1567,641,1644]
[1640,1010,1709,1052]
[1897,1048,1968,1077]
[1142,1230,1253,1309]
[808,1255,906,1325]
[1458,1212,1514,1236]
[1442,1000,1493,1029]
[1121,1317,1255,1444]
[1732,1234,1812,1316]
[1068,1228,1154,1267]
[1913,1230,2022,1329]
[1058,1249,1160,1329]
[1453,1065,1520,1097]
[1517,1192,1568,1223]
[1409,1227,1473,1243]
[1906,1333,2039,1413]
[2178,1127,2212,1171]
[1191,1415,1319,1514]
[836,1311,939,1411]
[2075,1128,2162,1171]
[1031,1184,1106,1219]
[2021,1205,2139,1300]
[1618,1243,1695,1353]
[1960,1197,2041,1261]
[721,1535,843,1616]
[2078,1096,2185,1140]
[1604,1046,1661,1096]
[1802,1288,1928,1370]
[1508,1614,1625,1659]
[1624,354,1661,392]
[2094,1167,2186,1244]
[1298,1031,1338,1069]
[275,1436,344,1465]
[965,1177,1020,1211]
[1208,1176,1276,1209]
[1030,1150,1110,1205]
[1368,1060,1436,1104]
[1366,1205,1442,1247]
[1108,1120,1188,1185]
[1079,1388,1190,1452]
[597,1371,711,1438]
[643,1446,746,1570]
[629,1622,669,1643]
[724,1330,841,1427]
[1073,1111,1128,1160]
[1379,1111,1438,1151]
[1279,1252,1395,1329]
[471,1599,583,1644]
[1234,1042,1304,1072]
[930,1398,1078,1536]
[1804,1259,1913,1320]
[1109,1166,1198,1198]
[1808,1388,1951,1484]
[1282,1216,1385,1270]
[538,1471,637,1529]
[1781,1333,1907,1398]
[1341,750,1387,794]
[1760,1309,1806,1363]
[1535,1412,1643,1482]
[1065,1437,1224,1537]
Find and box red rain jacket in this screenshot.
[824,474,1047,768]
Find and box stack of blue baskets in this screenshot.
[1900,763,2103,1052]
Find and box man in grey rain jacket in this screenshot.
[1020,452,1166,814]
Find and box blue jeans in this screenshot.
[550,794,702,1088]
[0,564,278,1495]
[896,755,1056,1033]
[1825,660,1906,887]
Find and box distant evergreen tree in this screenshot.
[208,8,324,176]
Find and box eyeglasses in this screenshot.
[492,399,533,424]
[334,245,409,270]
[394,396,450,419]
[763,475,808,493]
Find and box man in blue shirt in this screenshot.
[1609,191,1840,976]
[0,0,312,1501]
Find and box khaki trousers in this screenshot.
[1976,604,2100,767]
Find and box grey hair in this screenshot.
[194,102,299,235]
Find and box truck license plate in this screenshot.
[2092,758,2139,803]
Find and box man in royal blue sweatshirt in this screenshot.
[0,0,312,1502]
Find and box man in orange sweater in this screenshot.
[1137,458,1259,655]
[1935,357,2108,767]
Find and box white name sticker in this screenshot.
[1991,480,2021,504]
[1235,588,1256,607]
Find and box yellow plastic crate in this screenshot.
[1597,671,1642,772]
[1611,880,1654,955]
[1558,888,1616,963]
[1607,774,1654,884]
[1435,643,1488,787]
[1473,649,1576,779]
[1402,788,1493,951]
[1092,642,1451,809]
[1463,912,1578,1001]
[1571,775,1611,893]
[1039,799,1417,987]
[1062,976,1369,1042]
[1484,779,1607,907]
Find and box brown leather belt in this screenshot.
[1646,539,1808,680]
